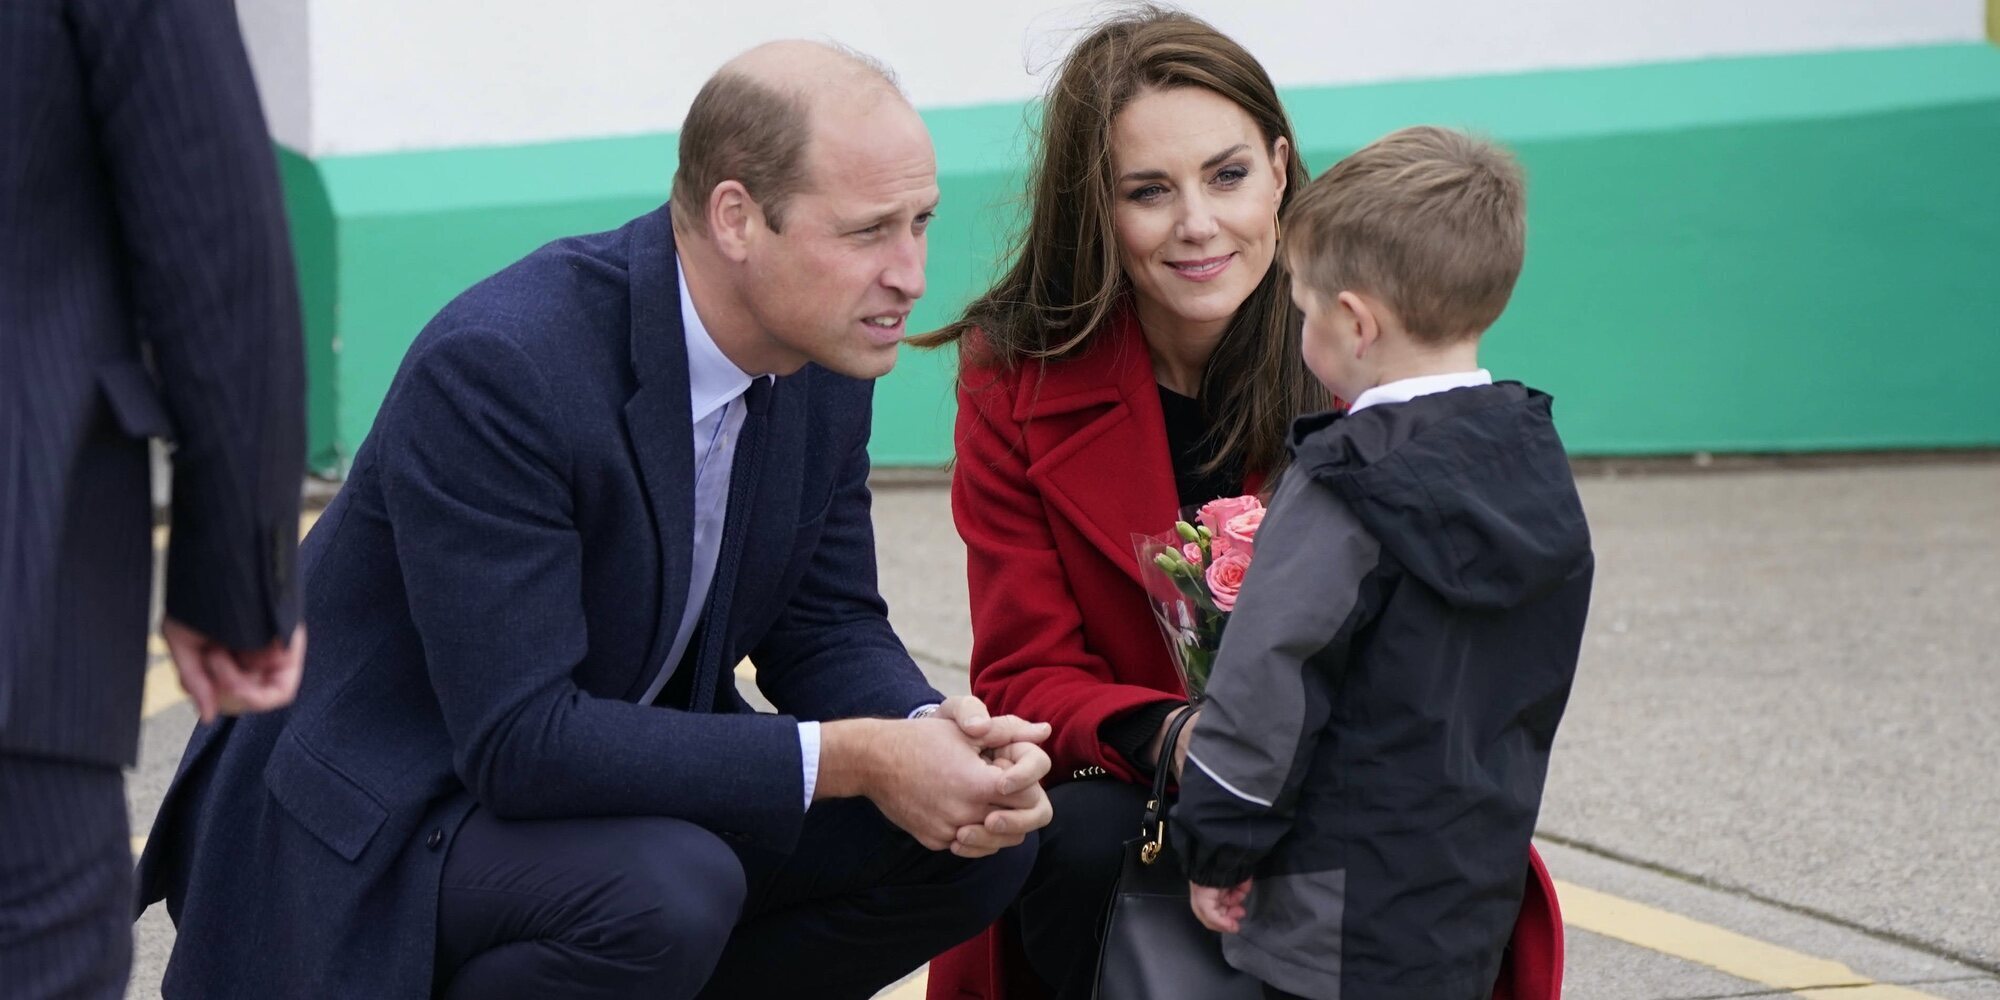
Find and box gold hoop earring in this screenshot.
[1275,214,1283,244]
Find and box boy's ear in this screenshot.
[1339,291,1380,358]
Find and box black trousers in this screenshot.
[1013,779,1151,999]
[433,796,1036,999]
[0,752,132,1000]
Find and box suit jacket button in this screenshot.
[426,828,445,850]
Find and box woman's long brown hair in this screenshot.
[914,5,1327,479]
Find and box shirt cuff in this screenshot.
[798,721,821,810]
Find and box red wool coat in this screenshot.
[929,310,1562,1000]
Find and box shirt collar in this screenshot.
[1346,369,1493,415]
[676,257,755,424]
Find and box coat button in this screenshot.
[426,828,445,850]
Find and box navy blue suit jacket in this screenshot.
[0,0,303,766]
[139,205,941,998]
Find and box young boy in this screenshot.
[1171,126,1595,1000]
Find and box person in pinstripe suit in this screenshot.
[1,0,308,995]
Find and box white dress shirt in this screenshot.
[1346,369,1494,415]
[639,261,820,808]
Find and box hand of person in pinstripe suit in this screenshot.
[161,620,306,724]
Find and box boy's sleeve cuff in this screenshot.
[1181,851,1262,888]
[1172,822,1266,887]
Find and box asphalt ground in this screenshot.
[122,457,2000,997]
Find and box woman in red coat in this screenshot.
[919,9,1562,1000]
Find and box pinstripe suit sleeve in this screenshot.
[68,0,304,649]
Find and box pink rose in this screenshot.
[1205,550,1251,612]
[1221,507,1265,554]
[1181,542,1205,566]
[1197,495,1261,533]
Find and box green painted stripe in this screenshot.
[1278,42,2000,147]
[276,147,340,473]
[320,133,678,217]
[278,43,2000,468]
[316,44,2000,218]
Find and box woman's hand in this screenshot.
[1144,705,1200,779]
[1170,707,1199,779]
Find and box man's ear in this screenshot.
[1338,290,1379,358]
[708,180,760,263]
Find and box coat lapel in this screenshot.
[1023,309,1181,588]
[620,209,697,701]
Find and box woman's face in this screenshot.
[1110,86,1288,344]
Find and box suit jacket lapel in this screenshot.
[620,208,697,701]
[1024,309,1181,588]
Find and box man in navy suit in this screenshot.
[1,1,307,996]
[139,41,1053,999]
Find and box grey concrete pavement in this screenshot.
[871,482,976,682]
[124,459,2000,997]
[1541,462,2000,972]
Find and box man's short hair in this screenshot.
[670,44,900,235]
[1284,126,1526,343]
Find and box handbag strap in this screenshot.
[1139,706,1199,865]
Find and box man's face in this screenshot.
[741,97,939,380]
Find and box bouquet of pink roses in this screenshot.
[1130,494,1266,702]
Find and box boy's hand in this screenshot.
[1189,879,1252,934]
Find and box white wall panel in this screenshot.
[238,0,1988,156]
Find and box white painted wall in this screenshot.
[236,0,1988,157]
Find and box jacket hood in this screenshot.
[1288,383,1593,611]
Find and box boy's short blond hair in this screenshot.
[1284,126,1526,344]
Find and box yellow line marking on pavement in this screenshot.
[142,657,184,718]
[1557,880,1946,999]
[876,969,927,1000]
[143,631,184,718]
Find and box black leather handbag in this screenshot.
[1092,709,1264,1000]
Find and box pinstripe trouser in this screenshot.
[0,752,131,999]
